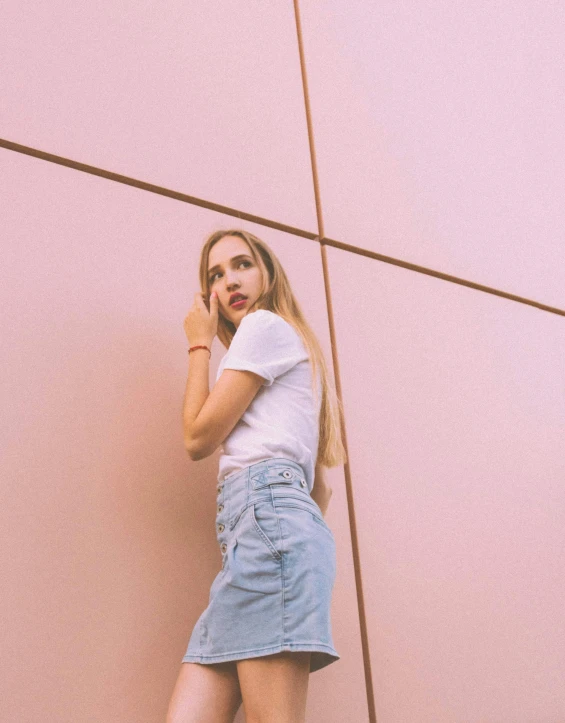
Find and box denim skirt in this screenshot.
[182,457,340,673]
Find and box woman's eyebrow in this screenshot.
[208,254,251,275]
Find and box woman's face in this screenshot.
[207,236,264,328]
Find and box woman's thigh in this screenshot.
[166,661,242,723]
[236,651,311,723]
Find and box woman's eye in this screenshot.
[209,261,251,283]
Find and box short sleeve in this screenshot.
[221,310,308,386]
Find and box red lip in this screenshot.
[229,295,247,306]
[230,297,247,308]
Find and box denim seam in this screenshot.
[279,506,289,647]
[183,641,339,662]
[274,501,324,523]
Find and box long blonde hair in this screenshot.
[198,229,347,468]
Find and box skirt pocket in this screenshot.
[251,500,283,561]
[274,500,334,535]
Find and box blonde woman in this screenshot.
[167,229,347,723]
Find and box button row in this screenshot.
[215,471,306,558]
[217,483,225,550]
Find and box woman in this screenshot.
[167,229,347,723]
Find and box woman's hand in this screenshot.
[184,291,218,347]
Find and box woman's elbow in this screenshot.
[185,436,203,461]
[186,437,215,461]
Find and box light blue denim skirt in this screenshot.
[182,457,340,673]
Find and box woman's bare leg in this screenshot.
[166,661,242,723]
[236,651,311,723]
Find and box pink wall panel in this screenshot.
[327,245,565,722]
[300,1,565,308]
[0,2,316,232]
[1,148,367,722]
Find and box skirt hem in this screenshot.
[182,642,340,673]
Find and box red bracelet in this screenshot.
[188,345,211,357]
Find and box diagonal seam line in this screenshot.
[293,0,378,717]
[322,237,565,317]
[1,136,563,317]
[292,0,324,239]
[0,137,318,241]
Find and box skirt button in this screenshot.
[217,504,224,513]
[300,479,307,487]
[217,485,223,494]
[218,523,225,533]
[220,542,227,553]
[282,469,292,479]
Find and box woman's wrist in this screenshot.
[188,341,212,357]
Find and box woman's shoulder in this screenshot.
[242,309,289,328]
[243,309,278,321]
[241,310,302,344]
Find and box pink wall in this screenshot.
[327,245,565,721]
[0,1,316,232]
[299,1,565,309]
[2,1,564,721]
[1,148,366,722]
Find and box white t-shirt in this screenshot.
[215,309,322,493]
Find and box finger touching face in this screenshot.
[207,236,264,327]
